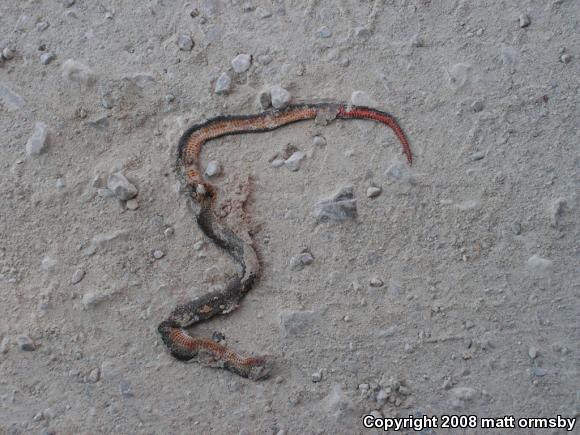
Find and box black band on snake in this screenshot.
[158,102,412,380]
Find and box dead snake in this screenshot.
[158,102,412,380]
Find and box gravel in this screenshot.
[257,89,271,109]
[284,151,305,171]
[290,251,314,270]
[205,160,221,177]
[177,34,194,51]
[71,269,85,284]
[214,72,231,94]
[350,90,372,106]
[25,122,49,156]
[270,85,291,109]
[366,186,382,198]
[40,52,56,65]
[231,53,252,73]
[107,172,138,200]
[518,14,531,28]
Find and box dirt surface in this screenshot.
[1,1,579,434]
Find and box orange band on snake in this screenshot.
[158,102,413,380]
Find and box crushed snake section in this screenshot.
[158,102,413,380]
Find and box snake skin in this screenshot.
[158,103,412,380]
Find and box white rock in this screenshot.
[177,34,194,51]
[290,252,314,270]
[350,90,372,106]
[285,151,305,171]
[2,47,15,60]
[214,72,231,94]
[205,160,221,177]
[231,53,252,73]
[270,85,291,109]
[62,59,96,87]
[26,122,49,156]
[107,172,137,200]
[40,52,56,65]
[126,199,139,210]
[366,186,382,198]
[270,158,285,168]
[71,269,85,284]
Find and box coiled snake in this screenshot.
[158,102,412,380]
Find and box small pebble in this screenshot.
[40,52,56,65]
[315,26,332,38]
[214,72,231,94]
[290,252,314,270]
[285,151,305,171]
[350,90,372,106]
[71,269,85,284]
[528,346,538,359]
[193,241,204,251]
[560,53,572,64]
[26,122,49,156]
[270,85,291,109]
[366,186,382,198]
[370,410,383,419]
[165,94,175,103]
[257,90,271,109]
[369,277,383,287]
[36,21,50,32]
[518,14,531,28]
[471,100,484,112]
[533,367,548,377]
[311,370,323,383]
[270,158,285,168]
[231,53,252,73]
[164,227,174,237]
[16,335,36,351]
[205,160,221,177]
[126,199,139,210]
[177,34,194,51]
[153,249,165,260]
[312,136,326,147]
[469,151,485,161]
[107,172,138,200]
[511,222,522,235]
[404,343,414,354]
[2,47,15,60]
[87,367,100,383]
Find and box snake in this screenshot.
[158,102,412,380]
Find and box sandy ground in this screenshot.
[1,0,579,434]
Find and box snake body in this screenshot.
[158,102,412,380]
